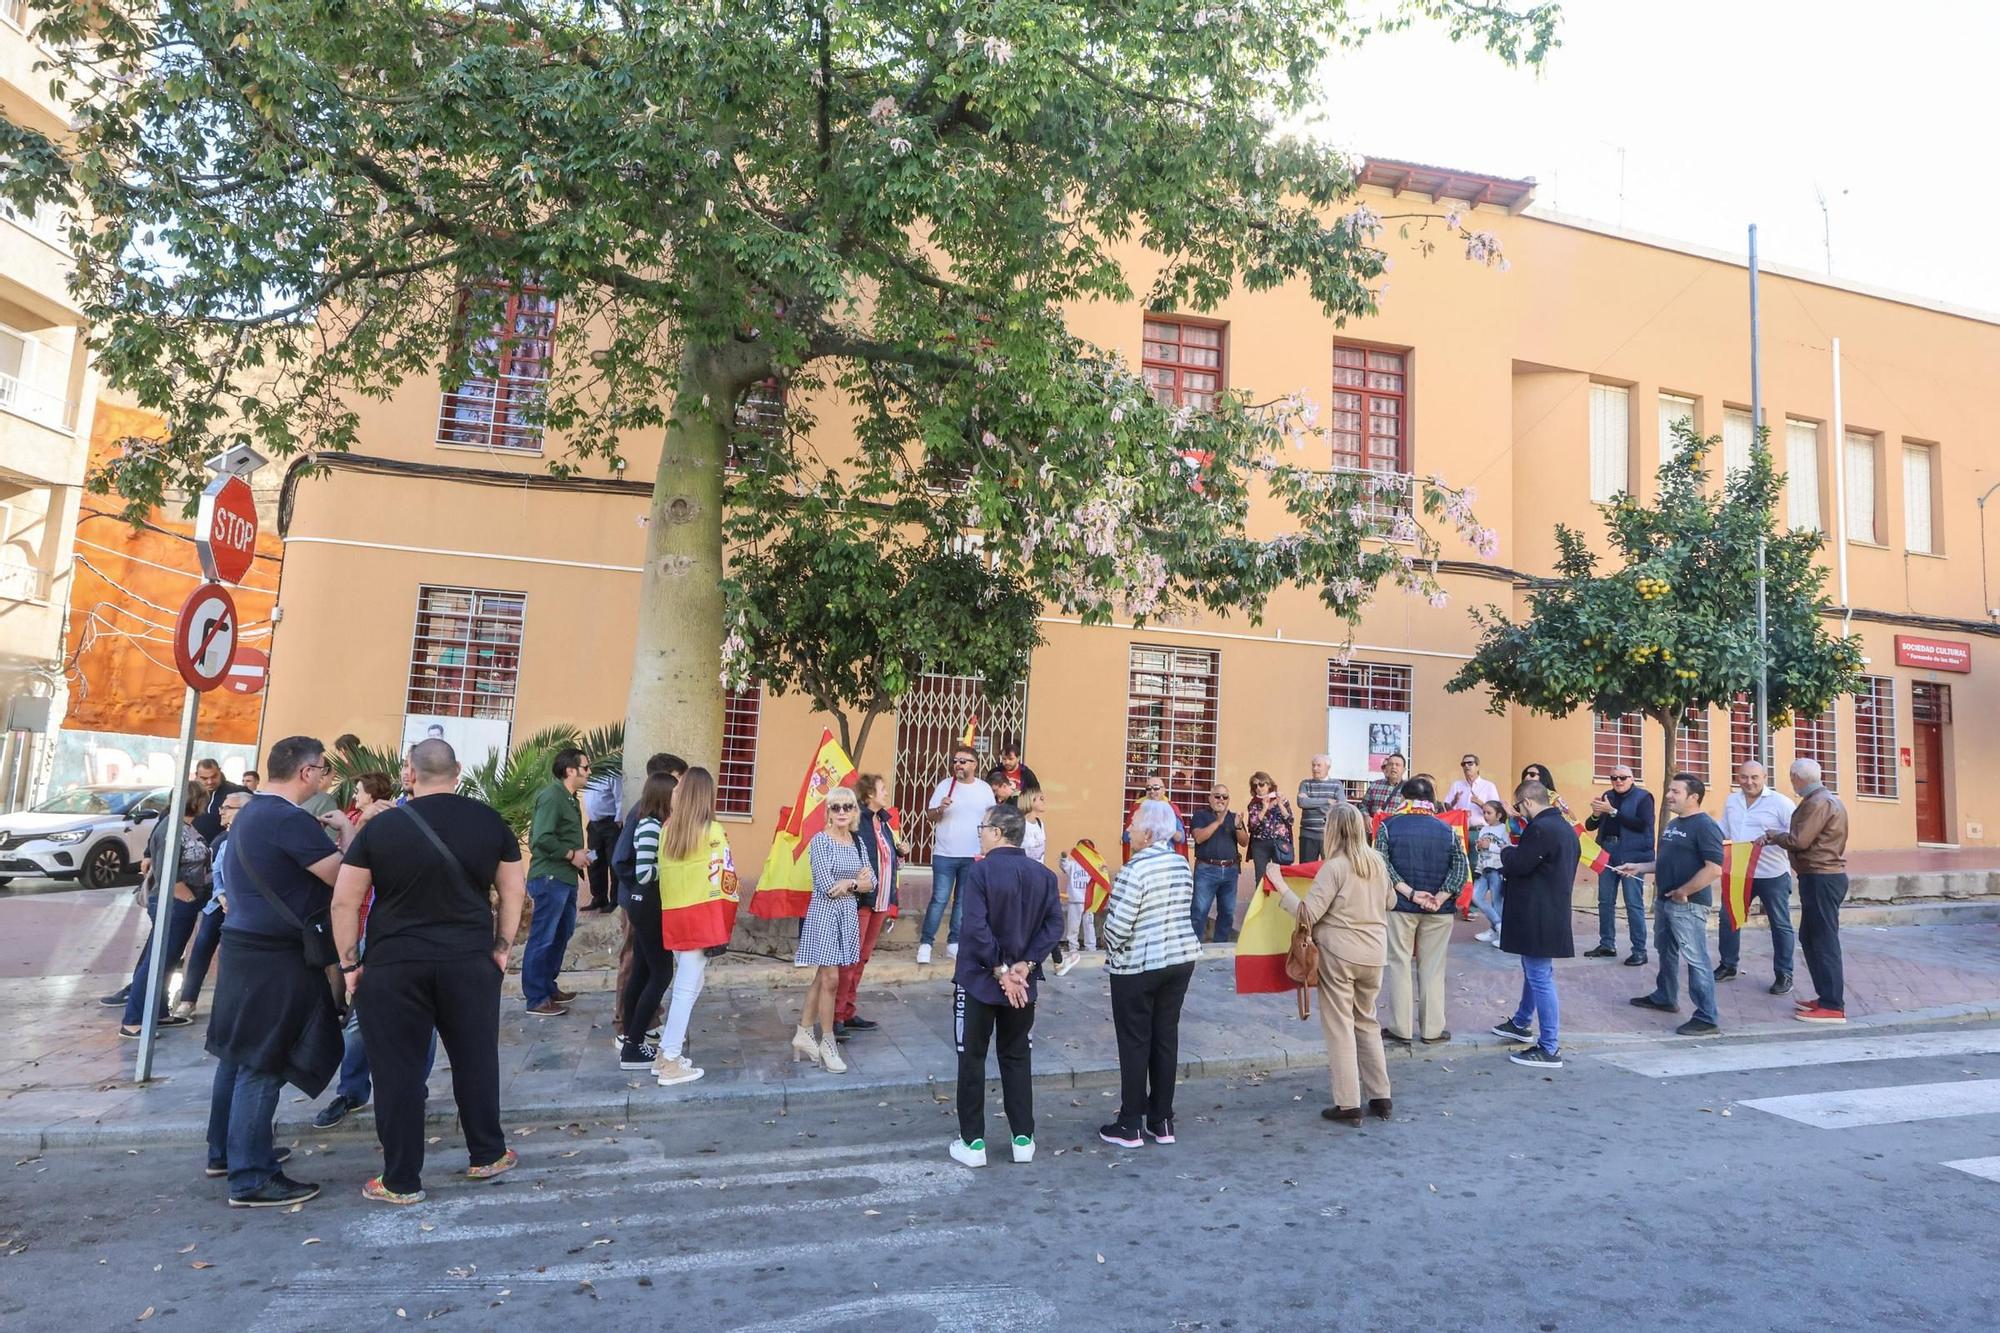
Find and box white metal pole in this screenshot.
[1830,338,1850,636]
[1750,224,1771,770]
[134,686,201,1083]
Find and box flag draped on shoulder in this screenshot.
[1237,860,1321,995]
[659,821,739,949]
[1721,840,1759,931]
[749,729,858,920]
[1067,842,1112,915]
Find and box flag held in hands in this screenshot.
[1721,840,1759,932]
[750,728,858,920]
[1573,823,1612,876]
[1236,861,1322,994]
[1067,841,1112,915]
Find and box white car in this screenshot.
[0,785,170,890]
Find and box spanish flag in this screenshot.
[960,715,979,748]
[1067,841,1112,915]
[659,821,739,949]
[1236,860,1322,994]
[1721,840,1759,931]
[1573,823,1613,876]
[749,729,859,919]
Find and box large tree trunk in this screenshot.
[622,342,762,799]
[1654,704,1683,838]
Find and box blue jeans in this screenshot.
[206,1059,284,1195]
[1719,873,1796,975]
[1472,870,1504,932]
[122,895,202,1026]
[1511,956,1560,1053]
[920,856,975,947]
[1597,868,1648,953]
[1191,863,1240,943]
[177,903,225,1005]
[522,875,578,1006]
[1650,898,1719,1025]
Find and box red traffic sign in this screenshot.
[195,474,258,585]
[173,583,239,692]
[222,645,269,695]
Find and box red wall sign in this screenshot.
[1893,635,1971,673]
[195,474,259,585]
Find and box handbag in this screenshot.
[228,830,345,1012]
[1284,921,1320,1021]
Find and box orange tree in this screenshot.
[1447,421,1862,828]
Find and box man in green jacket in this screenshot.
[522,748,591,1016]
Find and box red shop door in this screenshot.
[1911,682,1949,844]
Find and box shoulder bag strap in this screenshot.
[229,824,308,932]
[397,803,491,902]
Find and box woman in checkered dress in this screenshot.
[791,794,871,1072]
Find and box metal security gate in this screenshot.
[891,671,1031,865]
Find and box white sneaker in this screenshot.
[1055,952,1079,977]
[950,1138,988,1168]
[655,1055,705,1087]
[1011,1135,1035,1163]
[1490,935,1503,949]
[916,943,933,965]
[1474,929,1495,943]
[170,999,195,1021]
[947,942,960,960]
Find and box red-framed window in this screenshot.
[404,585,526,720]
[1674,709,1710,784]
[717,685,761,818]
[1729,694,1759,772]
[1853,675,1896,799]
[730,379,786,472]
[437,282,559,452]
[1593,712,1644,781]
[1141,318,1223,411]
[1791,704,1838,792]
[1327,660,1412,713]
[1330,344,1408,474]
[1124,645,1220,824]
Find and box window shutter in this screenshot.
[1658,394,1694,465]
[1723,408,1754,478]
[1590,385,1630,504]
[1786,420,1822,532]
[1902,445,1934,554]
[1844,432,1877,544]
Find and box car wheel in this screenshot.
[80,841,128,890]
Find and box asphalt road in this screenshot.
[6,1024,2000,1331]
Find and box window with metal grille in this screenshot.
[1853,675,1897,798]
[1729,694,1759,772]
[1673,709,1710,784]
[437,282,558,452]
[1327,660,1413,712]
[404,585,526,719]
[1592,711,1643,781]
[1330,345,1408,474]
[1141,318,1223,411]
[1792,704,1838,792]
[717,685,761,818]
[729,380,786,472]
[1125,645,1221,823]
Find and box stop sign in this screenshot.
[196,474,258,585]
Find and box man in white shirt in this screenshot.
[917,746,997,965]
[1719,760,1798,993]
[1444,753,1502,828]
[581,771,623,913]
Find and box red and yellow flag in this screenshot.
[1236,860,1321,994]
[749,729,859,919]
[1067,841,1112,915]
[1573,823,1613,876]
[959,715,979,748]
[659,821,740,950]
[1721,840,1759,931]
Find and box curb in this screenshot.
[10,999,1999,1154]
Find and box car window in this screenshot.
[32,790,112,816]
[131,791,169,815]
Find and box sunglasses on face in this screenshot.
[827,803,857,813]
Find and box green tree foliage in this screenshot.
[1448,422,1863,823]
[7,0,1555,776]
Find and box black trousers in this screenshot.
[1298,832,1324,865]
[618,893,673,1050]
[356,954,506,1193]
[1109,961,1196,1131]
[955,988,1037,1144]
[1798,872,1849,1010]
[585,819,621,908]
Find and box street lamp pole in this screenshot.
[1750,224,1771,770]
[1979,481,2000,621]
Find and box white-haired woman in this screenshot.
[1098,799,1202,1149]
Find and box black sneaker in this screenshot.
[1629,995,1677,1013]
[1510,1046,1564,1069]
[1624,952,1649,967]
[1491,1019,1536,1043]
[1769,974,1794,995]
[99,987,132,1008]
[1675,1019,1720,1037]
[206,1146,291,1179]
[843,1015,880,1031]
[619,1042,660,1071]
[228,1174,320,1208]
[1714,965,1739,982]
[312,1094,367,1129]
[832,1022,851,1042]
[1583,946,1617,959]
[1098,1122,1143,1149]
[1145,1118,1176,1145]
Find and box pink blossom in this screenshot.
[981,430,999,449]
[1338,204,1382,238]
[981,35,1014,64]
[889,136,912,157]
[1465,230,1504,265]
[870,96,899,124]
[1428,591,1450,609]
[1444,209,1463,231]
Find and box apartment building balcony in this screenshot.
[0,197,80,325]
[0,5,72,139]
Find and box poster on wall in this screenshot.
[1327,708,1412,782]
[401,715,512,772]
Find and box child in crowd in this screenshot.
[1059,837,1103,976]
[1472,799,1509,947]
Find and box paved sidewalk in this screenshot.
[6,882,2000,1150]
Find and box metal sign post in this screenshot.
[133,687,201,1083]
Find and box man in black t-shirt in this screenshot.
[1617,772,1724,1037]
[332,737,526,1203]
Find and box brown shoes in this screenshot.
[1369,1098,1393,1120]
[550,986,578,1003]
[1321,1106,1364,1125]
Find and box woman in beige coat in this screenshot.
[1268,803,1396,1126]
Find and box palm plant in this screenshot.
[460,723,625,836]
[325,739,403,807]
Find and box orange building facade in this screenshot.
[260,160,2000,873]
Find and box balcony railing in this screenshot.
[0,560,50,603]
[435,373,548,452]
[1326,465,1418,538]
[0,370,76,431]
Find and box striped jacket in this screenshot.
[1101,843,1201,975]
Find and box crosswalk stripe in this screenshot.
[1741,1078,2000,1128]
[724,1285,1057,1332]
[560,1140,902,1181]
[1942,1156,2000,1182]
[1596,1029,2000,1079]
[485,1223,1001,1284]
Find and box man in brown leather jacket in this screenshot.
[1759,758,1850,1023]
